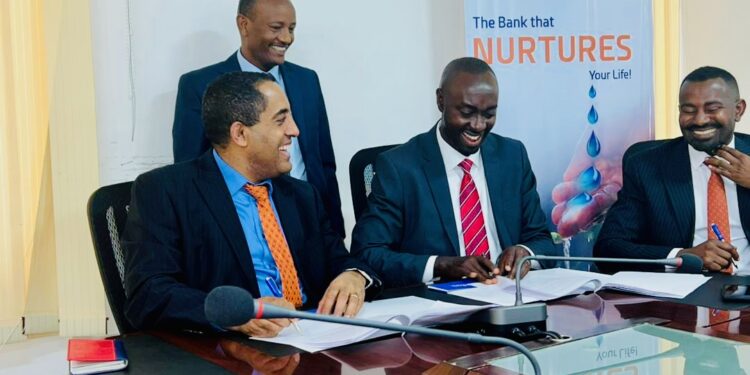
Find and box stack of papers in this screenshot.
[251,296,493,352]
[447,268,710,305]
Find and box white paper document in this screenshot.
[451,268,711,305]
[250,296,494,352]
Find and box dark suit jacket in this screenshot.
[351,127,556,287]
[172,53,345,237]
[594,134,750,273]
[122,152,380,331]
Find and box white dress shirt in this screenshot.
[236,50,307,181]
[422,127,535,282]
[667,137,750,274]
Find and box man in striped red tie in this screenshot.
[352,57,557,288]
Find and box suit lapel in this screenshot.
[480,137,512,249]
[419,129,460,255]
[734,134,750,239]
[662,139,695,245]
[279,63,307,154]
[223,52,242,72]
[192,153,257,285]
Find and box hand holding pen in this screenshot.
[265,277,303,334]
[711,223,739,270]
[677,226,739,272]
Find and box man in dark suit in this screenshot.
[351,57,556,288]
[172,0,345,237]
[124,72,380,337]
[595,66,749,274]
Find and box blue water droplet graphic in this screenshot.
[578,166,602,192]
[568,192,592,206]
[588,85,596,98]
[587,105,599,125]
[586,131,601,157]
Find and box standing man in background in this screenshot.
[172,0,345,237]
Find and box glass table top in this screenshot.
[488,323,750,374]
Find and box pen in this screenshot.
[711,223,738,269]
[264,277,303,334]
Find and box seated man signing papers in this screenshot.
[596,66,749,274]
[351,57,557,287]
[123,72,381,337]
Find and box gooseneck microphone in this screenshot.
[464,254,704,340]
[205,286,542,375]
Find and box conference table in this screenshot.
[116,273,750,374]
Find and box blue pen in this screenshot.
[265,276,283,297]
[711,223,738,269]
[264,277,302,334]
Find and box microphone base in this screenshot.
[462,303,548,342]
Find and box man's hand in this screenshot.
[219,340,300,375]
[434,256,500,284]
[678,240,739,272]
[228,297,295,338]
[704,146,750,188]
[317,271,366,317]
[497,246,531,279]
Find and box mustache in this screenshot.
[685,123,721,132]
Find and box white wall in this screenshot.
[90,0,465,238]
[681,0,750,134]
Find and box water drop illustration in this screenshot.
[586,131,601,157]
[588,85,596,98]
[568,192,593,206]
[587,105,598,125]
[578,166,602,192]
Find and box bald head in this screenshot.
[440,57,496,89]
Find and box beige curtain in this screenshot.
[653,0,682,139]
[0,0,104,344]
[0,0,55,344]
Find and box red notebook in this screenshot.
[67,339,128,374]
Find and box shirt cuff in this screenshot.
[346,268,374,289]
[514,244,541,270]
[422,256,438,283]
[665,248,683,271]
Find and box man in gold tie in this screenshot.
[123,72,380,338]
[595,66,749,274]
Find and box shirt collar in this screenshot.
[236,50,283,83]
[687,135,735,171]
[213,149,273,196]
[435,124,481,172]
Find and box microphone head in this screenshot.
[204,286,256,328]
[677,254,703,274]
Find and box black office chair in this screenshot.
[86,181,135,334]
[349,144,399,220]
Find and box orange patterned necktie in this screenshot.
[707,171,732,274]
[245,184,303,307]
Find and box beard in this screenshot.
[683,123,731,155]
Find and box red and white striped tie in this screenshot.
[459,159,489,258]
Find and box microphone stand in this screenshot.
[466,255,688,340]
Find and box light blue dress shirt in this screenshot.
[236,50,307,182]
[213,150,306,302]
